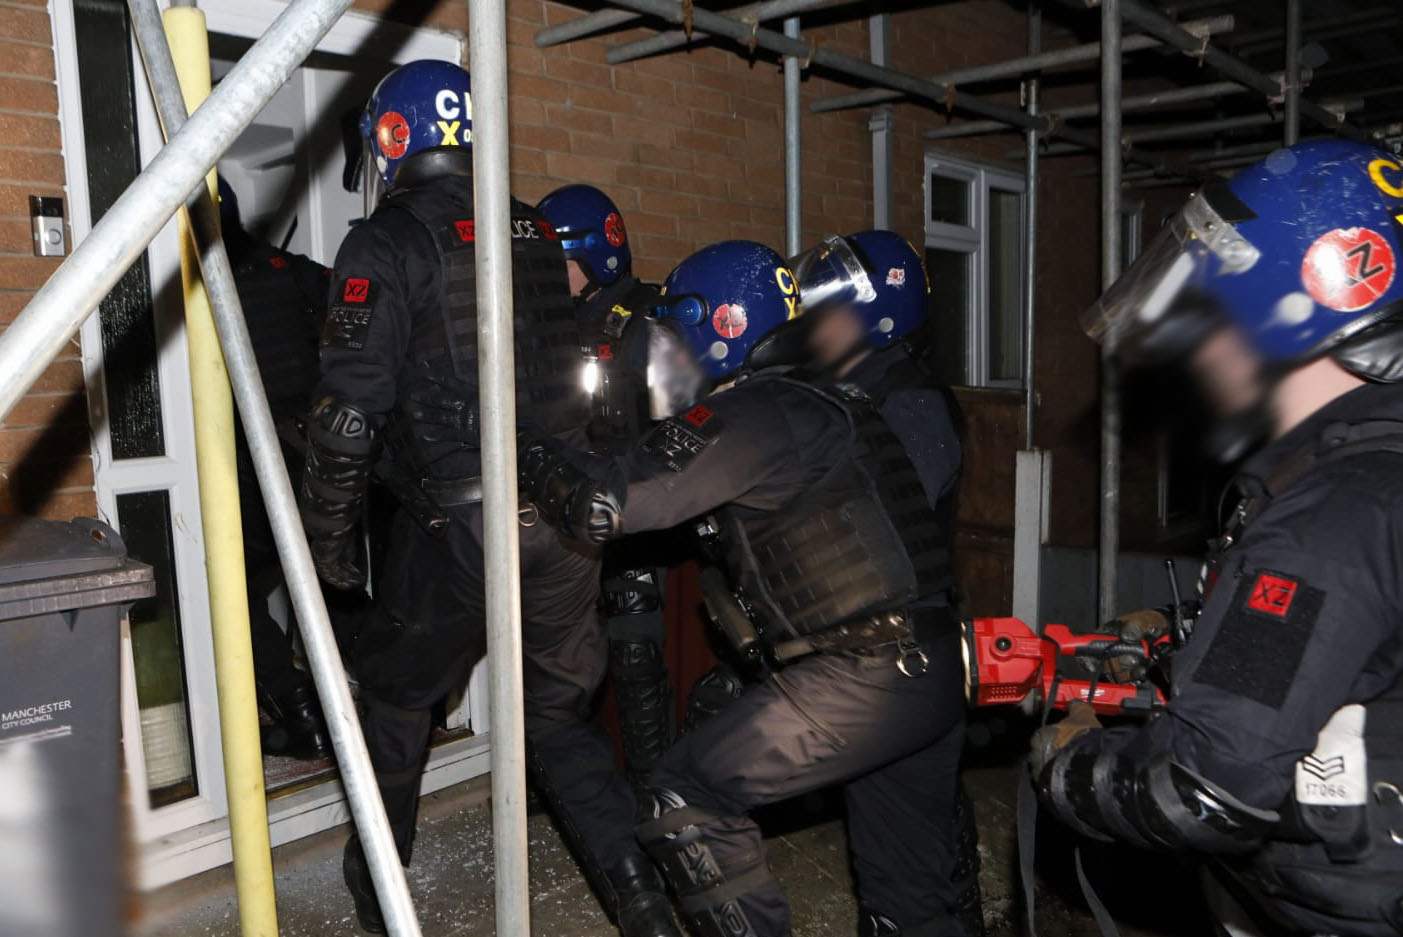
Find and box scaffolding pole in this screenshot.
[606,0,843,64]
[784,15,801,256]
[122,0,421,934]
[923,79,1247,139]
[470,0,532,930]
[869,11,892,229]
[0,0,352,422]
[1023,3,1039,449]
[810,15,1234,113]
[1110,0,1365,140]
[1284,0,1301,145]
[1098,0,1122,626]
[598,0,1047,131]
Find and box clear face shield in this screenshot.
[644,318,707,420]
[1081,190,1260,366]
[789,235,877,314]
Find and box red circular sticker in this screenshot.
[712,303,747,339]
[604,211,626,248]
[376,111,411,160]
[1301,227,1396,312]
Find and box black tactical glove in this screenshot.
[300,397,377,589]
[517,429,622,543]
[402,374,478,444]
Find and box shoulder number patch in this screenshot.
[640,409,723,473]
[323,276,378,350]
[1246,573,1297,617]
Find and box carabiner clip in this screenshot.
[896,639,929,678]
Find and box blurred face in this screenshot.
[1188,327,1265,418]
[565,259,591,299]
[806,305,866,370]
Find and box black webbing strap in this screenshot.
[1075,847,1121,937]
[676,866,773,915]
[636,805,715,845]
[1017,765,1040,937]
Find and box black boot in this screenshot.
[860,909,902,937]
[263,683,332,760]
[610,852,681,937]
[343,836,387,934]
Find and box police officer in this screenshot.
[793,230,982,937]
[518,240,972,937]
[220,177,333,759]
[536,184,677,789]
[1031,139,1403,936]
[298,61,675,936]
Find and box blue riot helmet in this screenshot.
[537,184,631,291]
[360,60,473,204]
[791,230,928,348]
[654,240,802,381]
[1085,139,1403,379]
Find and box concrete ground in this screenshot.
[136,733,1211,937]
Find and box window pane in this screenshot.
[928,173,970,226]
[116,491,198,808]
[925,248,970,386]
[988,189,1024,384]
[75,0,166,460]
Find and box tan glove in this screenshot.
[1028,700,1101,776]
[1114,608,1170,643]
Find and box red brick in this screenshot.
[678,86,729,114]
[0,254,60,290]
[0,487,98,522]
[510,73,569,103]
[0,112,60,150]
[548,102,614,135]
[613,70,674,102]
[690,110,742,137]
[0,147,64,186]
[624,92,690,127]
[506,44,546,76]
[691,66,747,96]
[0,5,50,44]
[544,151,619,185]
[686,175,730,200]
[514,123,569,152]
[543,54,613,88]
[671,129,730,156]
[0,75,56,115]
[631,167,675,190]
[638,189,696,217]
[508,95,546,128]
[0,39,54,78]
[637,142,692,172]
[571,131,629,159]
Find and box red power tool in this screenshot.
[961,617,1169,716]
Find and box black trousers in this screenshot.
[647,621,968,937]
[354,503,640,873]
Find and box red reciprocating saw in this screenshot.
[961,617,1170,716]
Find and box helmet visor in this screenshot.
[790,235,877,313]
[645,318,707,419]
[362,138,387,218]
[1081,191,1260,364]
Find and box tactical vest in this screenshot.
[383,188,588,478]
[1205,420,1403,933]
[579,277,659,453]
[720,378,953,645]
[232,243,324,420]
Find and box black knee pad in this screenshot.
[636,788,775,937]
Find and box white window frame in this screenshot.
[51,0,478,888]
[923,151,1028,389]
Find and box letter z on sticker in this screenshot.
[323,276,378,350]
[640,408,722,473]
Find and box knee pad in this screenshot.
[637,788,774,937]
[685,665,746,732]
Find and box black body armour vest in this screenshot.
[720,378,954,645]
[232,243,323,420]
[580,277,658,454]
[383,188,588,478]
[1203,422,1403,934]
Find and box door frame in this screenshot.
[50,0,473,886]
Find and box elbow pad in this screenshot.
[518,431,623,543]
[1041,745,1278,854]
[300,396,378,539]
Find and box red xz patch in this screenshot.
[597,343,614,361]
[269,256,288,269]
[454,220,476,242]
[1247,573,1298,617]
[684,405,714,427]
[343,278,371,303]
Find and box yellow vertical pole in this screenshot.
[163,6,280,935]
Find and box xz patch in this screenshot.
[323,277,378,350]
[1193,569,1324,709]
[640,409,722,473]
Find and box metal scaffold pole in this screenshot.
[468,0,532,930]
[1284,0,1302,145]
[123,0,422,934]
[783,15,802,256]
[0,0,354,424]
[1023,3,1039,450]
[1098,0,1123,625]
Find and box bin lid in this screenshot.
[0,517,129,586]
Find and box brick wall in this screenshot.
[0,0,96,520]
